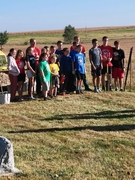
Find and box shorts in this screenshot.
[76,71,85,80]
[17,73,26,82]
[91,65,101,76]
[51,76,59,87]
[101,66,112,75]
[27,70,34,78]
[112,68,124,79]
[42,81,50,91]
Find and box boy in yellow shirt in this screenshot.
[49,55,60,97]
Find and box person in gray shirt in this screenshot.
[89,39,102,92]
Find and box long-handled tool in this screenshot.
[105,63,110,91]
[124,47,133,91]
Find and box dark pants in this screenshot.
[36,70,41,94]
[63,72,76,92]
[83,74,90,90]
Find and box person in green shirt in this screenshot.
[39,53,51,100]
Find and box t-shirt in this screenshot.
[26,55,35,71]
[89,48,101,66]
[49,63,59,75]
[55,49,63,55]
[39,61,51,82]
[26,46,41,70]
[112,48,125,68]
[70,49,78,60]
[16,58,25,74]
[99,45,113,66]
[73,53,86,74]
[70,44,86,54]
[60,55,72,74]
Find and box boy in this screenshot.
[73,45,86,94]
[60,48,75,94]
[89,39,102,92]
[112,41,125,91]
[99,36,113,90]
[70,36,92,91]
[48,46,56,64]
[55,40,63,55]
[49,55,60,97]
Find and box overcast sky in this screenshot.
[0,0,135,32]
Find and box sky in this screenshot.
[0,0,135,33]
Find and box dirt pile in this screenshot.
[0,73,10,86]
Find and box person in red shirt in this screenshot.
[70,36,92,91]
[26,38,41,96]
[99,36,113,91]
[70,36,86,56]
[15,50,26,101]
[48,45,56,64]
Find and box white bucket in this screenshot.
[0,93,10,104]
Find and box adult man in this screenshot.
[99,36,113,91]
[70,36,92,91]
[26,38,41,96]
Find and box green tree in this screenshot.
[63,25,77,43]
[0,31,9,50]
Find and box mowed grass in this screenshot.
[1,90,135,180]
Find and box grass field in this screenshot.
[1,91,135,180]
[7,26,135,45]
[0,26,135,179]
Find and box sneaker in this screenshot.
[44,97,47,101]
[76,90,80,94]
[110,85,112,91]
[115,87,118,91]
[47,96,52,100]
[29,96,36,100]
[97,88,101,92]
[102,86,105,91]
[120,88,123,91]
[94,87,99,93]
[80,89,84,94]
[44,96,51,101]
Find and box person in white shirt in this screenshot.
[8,48,20,101]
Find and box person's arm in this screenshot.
[60,56,64,76]
[89,50,96,70]
[122,50,125,70]
[100,54,103,69]
[108,46,113,62]
[26,56,36,74]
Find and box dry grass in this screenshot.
[0,90,135,180]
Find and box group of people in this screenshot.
[7,35,125,101]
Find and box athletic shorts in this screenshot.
[17,73,26,82]
[112,68,124,79]
[101,66,112,75]
[42,81,50,91]
[51,76,59,87]
[76,71,85,80]
[91,65,101,76]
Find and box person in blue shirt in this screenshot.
[55,40,63,55]
[60,48,76,94]
[73,45,86,94]
[70,41,78,59]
